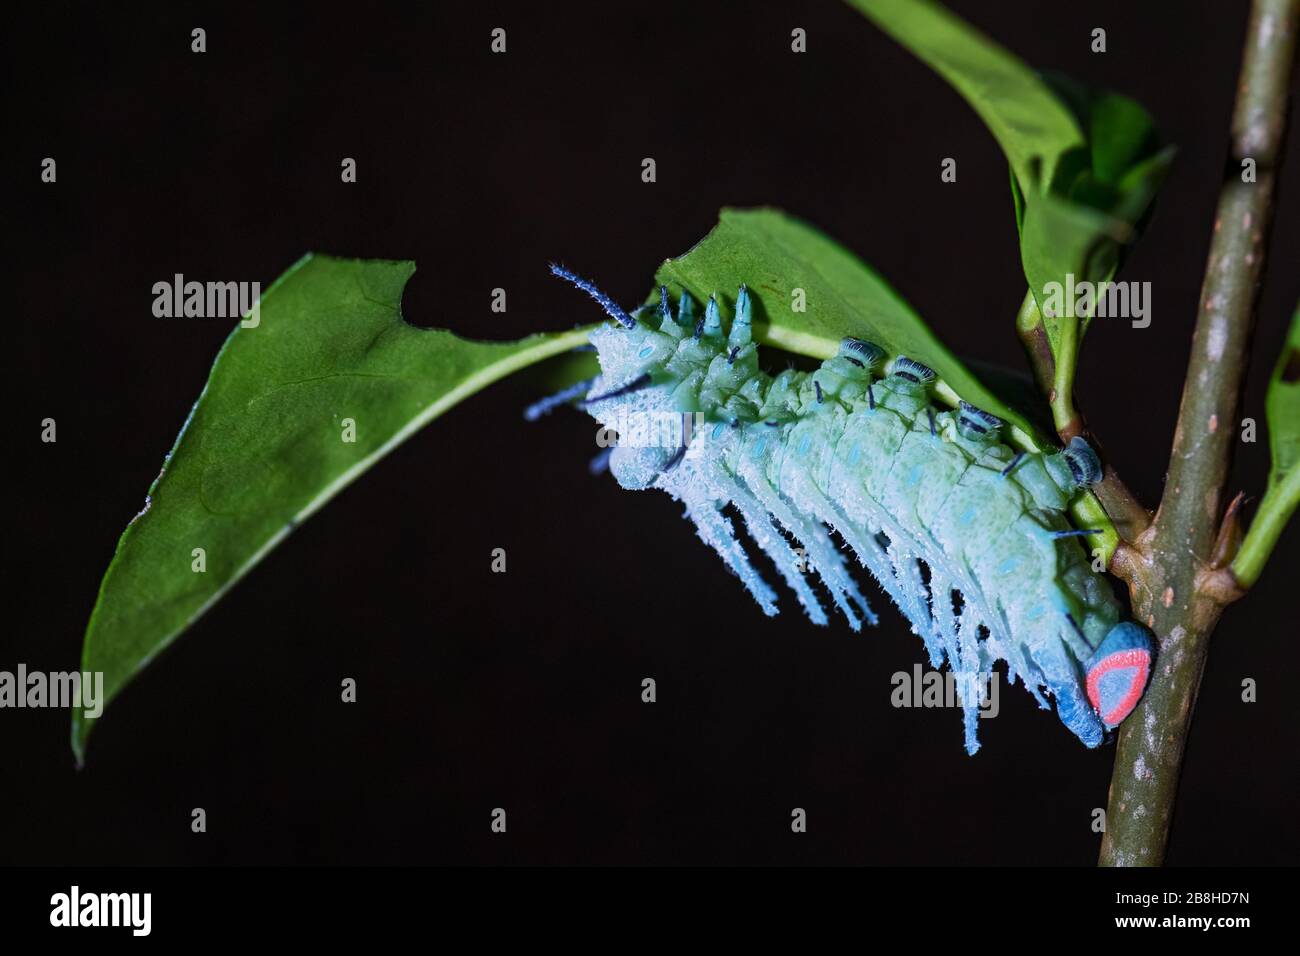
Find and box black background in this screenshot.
[7,1,1298,865]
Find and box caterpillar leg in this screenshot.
[1085,622,1155,729]
[703,464,831,626]
[674,480,780,617]
[783,483,897,630]
[883,543,935,642]
[923,572,961,670]
[732,457,873,630]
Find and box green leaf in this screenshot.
[74,254,592,762]
[843,0,1083,188]
[79,207,1127,761]
[1234,304,1300,586]
[1087,93,1161,185]
[1020,185,1132,345]
[1039,75,1164,191]
[846,0,1174,432]
[652,207,1118,555]
[1015,114,1173,430]
[1266,306,1300,483]
[1025,75,1176,341]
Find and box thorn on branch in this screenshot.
[1210,490,1248,569]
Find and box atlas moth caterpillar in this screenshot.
[533,264,1155,754]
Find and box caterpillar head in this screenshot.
[553,267,760,489]
[548,263,676,385]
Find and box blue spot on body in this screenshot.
[1025,603,1046,621]
[638,345,655,358]
[848,444,860,466]
[958,505,977,526]
[712,422,726,440]
[799,435,811,456]
[996,556,1022,576]
[907,465,922,487]
[753,438,767,458]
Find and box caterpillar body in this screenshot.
[544,265,1154,753]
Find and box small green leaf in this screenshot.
[1234,305,1300,586]
[1015,120,1173,431]
[1020,185,1132,345]
[1023,76,1176,344]
[846,0,1174,433]
[1087,93,1161,185]
[75,254,591,762]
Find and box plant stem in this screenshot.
[1100,0,1299,866]
[1015,290,1055,393]
[1050,314,1081,434]
[1015,289,1153,543]
[1232,464,1300,586]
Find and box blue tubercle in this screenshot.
[1063,436,1104,485]
[548,263,635,329]
[523,378,594,421]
